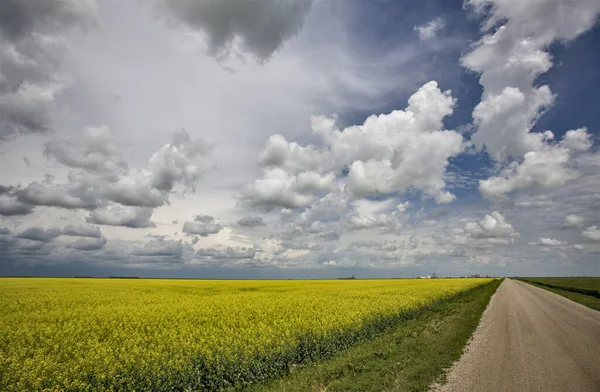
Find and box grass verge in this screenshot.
[520,280,600,311]
[246,279,502,392]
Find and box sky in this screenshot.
[0,0,599,278]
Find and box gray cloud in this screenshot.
[86,206,155,228]
[196,247,256,260]
[148,129,211,192]
[16,181,99,210]
[237,216,266,227]
[43,126,128,175]
[182,214,222,236]
[0,0,95,140]
[62,224,102,238]
[161,0,312,61]
[16,227,62,242]
[66,236,107,251]
[0,195,34,216]
[132,238,194,264]
[16,129,209,217]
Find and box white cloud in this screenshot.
[465,211,518,240]
[463,0,600,198]
[414,18,445,41]
[562,214,585,229]
[537,237,565,246]
[582,226,600,241]
[244,81,463,209]
[479,145,583,198]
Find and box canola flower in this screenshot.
[0,278,492,391]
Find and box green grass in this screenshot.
[519,277,600,298]
[520,279,600,311]
[246,279,502,392]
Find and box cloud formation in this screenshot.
[465,211,518,241]
[463,0,600,198]
[161,0,312,61]
[414,18,445,41]
[182,215,223,236]
[243,81,463,210]
[237,216,266,227]
[0,0,95,141]
[87,206,155,228]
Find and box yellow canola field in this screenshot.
[0,278,492,391]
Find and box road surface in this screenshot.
[435,279,600,392]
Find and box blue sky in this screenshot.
[0,0,599,278]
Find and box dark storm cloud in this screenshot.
[0,0,95,140]
[130,238,196,265]
[0,196,35,216]
[161,0,312,61]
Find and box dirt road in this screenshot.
[435,279,600,392]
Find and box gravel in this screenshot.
[431,279,600,392]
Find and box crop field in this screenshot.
[0,278,492,391]
[520,277,600,298]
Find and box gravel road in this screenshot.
[434,279,600,392]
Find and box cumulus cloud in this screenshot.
[479,143,586,198]
[463,0,600,198]
[16,181,99,210]
[581,226,600,241]
[17,227,62,242]
[160,0,312,61]
[562,214,585,229]
[243,81,463,209]
[86,206,155,228]
[414,17,445,41]
[465,211,518,240]
[148,129,211,192]
[0,0,95,141]
[12,129,210,226]
[535,237,565,246]
[345,213,390,231]
[237,216,266,227]
[182,214,222,236]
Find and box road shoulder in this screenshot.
[247,280,501,392]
